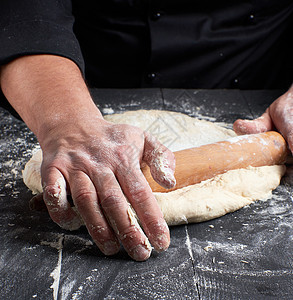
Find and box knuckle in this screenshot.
[42,159,66,176]
[115,149,129,165]
[116,144,141,163]
[73,189,95,208]
[100,191,123,210]
[146,218,168,235]
[117,146,137,161]
[87,224,110,244]
[124,179,146,195]
[130,189,149,206]
[118,224,141,242]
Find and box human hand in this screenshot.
[233,87,293,153]
[0,54,175,261]
[39,114,176,261]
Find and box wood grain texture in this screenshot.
[142,131,288,192]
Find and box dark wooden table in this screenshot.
[1,89,293,300]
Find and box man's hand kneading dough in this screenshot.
[0,55,176,261]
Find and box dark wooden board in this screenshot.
[161,89,253,123]
[1,89,292,300]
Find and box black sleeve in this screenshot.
[0,0,84,73]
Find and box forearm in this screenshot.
[0,55,101,142]
[0,54,174,260]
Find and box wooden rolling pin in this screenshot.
[141,131,288,193]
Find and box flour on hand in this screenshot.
[22,110,286,227]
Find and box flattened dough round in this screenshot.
[22,110,286,226]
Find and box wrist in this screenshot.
[35,99,106,147]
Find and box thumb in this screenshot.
[143,131,176,190]
[42,166,83,231]
[233,109,274,135]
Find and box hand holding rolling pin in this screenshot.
[234,87,293,153]
[0,55,176,261]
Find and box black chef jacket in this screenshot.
[0,0,292,90]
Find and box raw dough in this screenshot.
[23,148,43,195]
[156,165,285,225]
[22,110,286,226]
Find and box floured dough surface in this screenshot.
[22,110,286,226]
[156,165,285,225]
[104,110,236,151]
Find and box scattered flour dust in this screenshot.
[101,107,115,115]
[2,101,292,298]
[60,279,76,300]
[41,234,64,300]
[185,226,198,289]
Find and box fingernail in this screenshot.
[162,168,176,189]
[150,155,176,189]
[130,244,151,261]
[103,240,120,256]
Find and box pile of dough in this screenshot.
[23,110,286,226]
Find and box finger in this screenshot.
[93,169,152,261]
[233,109,274,135]
[69,171,120,256]
[143,131,176,189]
[269,93,293,153]
[286,135,293,154]
[115,156,170,253]
[42,167,83,231]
